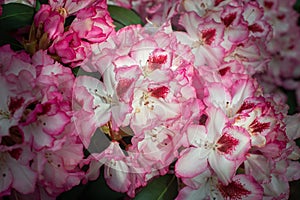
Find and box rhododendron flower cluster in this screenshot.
[253,0,300,110]
[1,0,300,199]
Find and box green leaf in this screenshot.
[57,184,86,200]
[39,0,49,4]
[35,0,41,12]
[286,89,298,115]
[294,0,300,13]
[112,21,126,31]
[108,5,143,30]
[134,174,178,200]
[82,166,126,200]
[0,31,23,50]
[0,3,35,31]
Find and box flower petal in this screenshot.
[175,147,209,178]
[209,151,236,184]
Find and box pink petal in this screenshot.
[187,124,207,146]
[42,112,70,135]
[231,79,256,110]
[219,126,250,161]
[0,163,12,196]
[8,157,37,194]
[206,106,228,142]
[204,83,231,112]
[179,12,201,39]
[176,185,208,200]
[244,154,271,184]
[218,174,263,200]
[284,114,300,140]
[175,147,209,178]
[286,160,300,181]
[262,174,289,199]
[208,151,236,184]
[104,161,131,193]
[227,25,249,43]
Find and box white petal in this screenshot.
[175,147,209,178]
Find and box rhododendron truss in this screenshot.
[0,0,300,199]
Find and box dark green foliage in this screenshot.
[108,5,144,30]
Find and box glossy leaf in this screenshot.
[134,174,178,200]
[0,3,35,31]
[108,5,143,30]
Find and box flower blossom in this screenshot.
[176,106,251,184]
[176,169,263,200]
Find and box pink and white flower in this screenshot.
[176,106,251,184]
[176,169,263,200]
[0,145,37,196]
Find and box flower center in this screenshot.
[0,109,10,120]
[135,92,155,113]
[45,152,61,168]
[92,88,113,105]
[57,7,68,18]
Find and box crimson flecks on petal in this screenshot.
[217,133,239,154]
[201,29,216,45]
[149,54,168,64]
[236,101,255,114]
[264,1,274,9]
[218,66,230,76]
[222,12,237,27]
[1,126,24,147]
[215,0,224,6]
[8,148,23,160]
[8,97,25,116]
[249,119,270,133]
[248,24,264,33]
[149,86,169,99]
[218,179,251,199]
[38,102,52,116]
[147,54,168,71]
